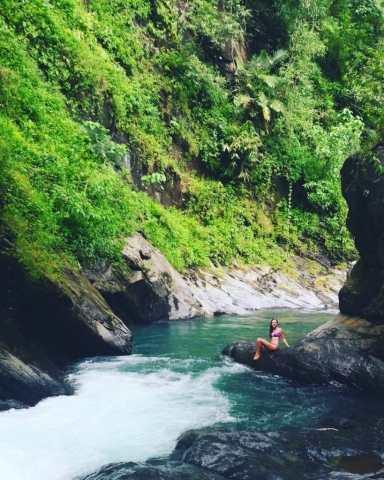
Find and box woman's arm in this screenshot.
[281,329,290,347]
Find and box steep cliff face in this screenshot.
[340,143,384,322]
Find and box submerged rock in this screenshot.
[222,314,384,395]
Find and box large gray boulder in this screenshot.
[86,233,206,323]
[82,421,384,479]
[222,314,384,395]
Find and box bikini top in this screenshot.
[271,329,281,338]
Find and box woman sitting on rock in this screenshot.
[253,318,290,360]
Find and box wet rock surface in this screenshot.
[222,314,384,395]
[0,253,132,408]
[82,460,225,480]
[82,418,384,480]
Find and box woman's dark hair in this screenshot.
[269,318,279,338]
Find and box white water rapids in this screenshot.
[0,355,242,480]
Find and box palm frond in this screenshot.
[250,50,271,72]
[270,49,288,65]
[261,74,280,88]
[257,92,268,106]
[262,105,271,122]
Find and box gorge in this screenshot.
[1,0,384,478]
[1,144,384,478]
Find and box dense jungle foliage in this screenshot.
[0,0,383,277]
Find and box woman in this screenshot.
[253,318,289,360]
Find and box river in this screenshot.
[0,309,381,479]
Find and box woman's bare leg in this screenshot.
[254,338,263,360]
[253,338,278,360]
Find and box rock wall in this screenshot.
[0,253,132,409]
[340,142,384,322]
[87,233,344,324]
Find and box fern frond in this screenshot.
[270,99,285,113]
[234,94,253,108]
[262,75,280,88]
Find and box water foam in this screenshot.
[0,355,234,480]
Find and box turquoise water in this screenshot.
[0,309,380,480]
[130,310,358,432]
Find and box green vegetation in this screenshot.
[1,0,383,278]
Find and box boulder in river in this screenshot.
[222,314,384,395]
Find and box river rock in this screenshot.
[222,314,384,395]
[82,460,225,480]
[174,421,384,478]
[0,252,132,407]
[82,422,384,480]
